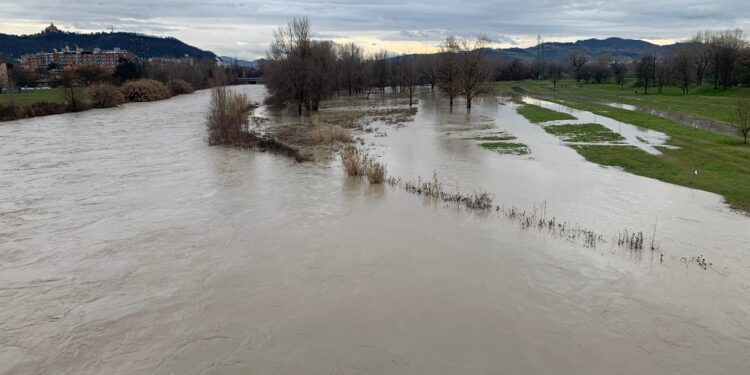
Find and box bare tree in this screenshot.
[338,42,365,96]
[710,29,747,89]
[636,54,656,95]
[437,35,461,108]
[671,45,694,94]
[735,98,750,144]
[307,40,337,111]
[569,52,588,82]
[590,55,611,83]
[265,16,312,116]
[398,56,419,107]
[547,62,564,89]
[418,55,439,90]
[457,34,491,109]
[610,61,628,88]
[372,49,390,92]
[690,31,711,85]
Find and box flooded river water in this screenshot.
[2,86,750,374]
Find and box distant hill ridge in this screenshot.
[485,37,677,62]
[0,30,216,60]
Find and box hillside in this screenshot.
[486,37,677,62]
[0,31,216,60]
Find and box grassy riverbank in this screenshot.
[0,88,87,106]
[514,95,750,212]
[501,79,750,124]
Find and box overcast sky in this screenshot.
[1,0,748,59]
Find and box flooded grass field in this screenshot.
[2,85,750,374]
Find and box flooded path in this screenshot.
[2,86,750,374]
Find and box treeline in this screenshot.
[499,29,750,94]
[264,17,493,115]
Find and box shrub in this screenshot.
[167,79,195,96]
[87,84,125,108]
[340,145,364,176]
[312,125,352,144]
[206,86,253,145]
[366,160,387,184]
[119,79,171,102]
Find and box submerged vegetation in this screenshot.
[479,142,530,155]
[544,123,626,143]
[340,145,388,184]
[517,104,576,123]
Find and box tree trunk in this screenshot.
[466,96,472,109]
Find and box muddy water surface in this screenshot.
[2,86,750,374]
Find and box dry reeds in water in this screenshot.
[366,160,387,184]
[206,86,253,146]
[340,145,364,176]
[312,125,352,144]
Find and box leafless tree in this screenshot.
[265,16,312,115]
[398,56,419,107]
[690,31,711,85]
[735,98,750,144]
[456,34,491,109]
[547,62,564,89]
[437,35,461,108]
[569,52,588,82]
[590,55,611,83]
[372,49,390,92]
[710,29,747,89]
[610,61,628,88]
[338,42,365,96]
[418,55,439,90]
[671,45,694,94]
[636,54,656,94]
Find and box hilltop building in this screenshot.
[43,22,60,34]
[20,46,134,71]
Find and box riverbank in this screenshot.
[514,96,750,213]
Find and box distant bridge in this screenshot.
[238,77,264,84]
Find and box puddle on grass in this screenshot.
[1,86,750,374]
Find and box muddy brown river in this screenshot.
[2,86,750,374]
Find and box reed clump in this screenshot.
[366,160,387,184]
[120,79,171,102]
[87,84,125,108]
[341,145,365,176]
[206,86,253,145]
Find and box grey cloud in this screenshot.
[2,0,749,59]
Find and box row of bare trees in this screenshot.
[264,17,493,115]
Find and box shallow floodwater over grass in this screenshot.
[2,86,750,374]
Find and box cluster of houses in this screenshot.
[19,46,135,72]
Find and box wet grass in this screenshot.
[506,86,750,213]
[500,79,750,124]
[544,123,625,143]
[479,142,530,155]
[0,88,87,106]
[311,125,352,144]
[517,104,576,123]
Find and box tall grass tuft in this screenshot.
[312,125,352,144]
[87,84,125,108]
[366,160,387,184]
[206,86,253,145]
[340,145,364,176]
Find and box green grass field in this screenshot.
[528,97,750,212]
[516,104,576,123]
[500,79,750,124]
[0,88,88,106]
